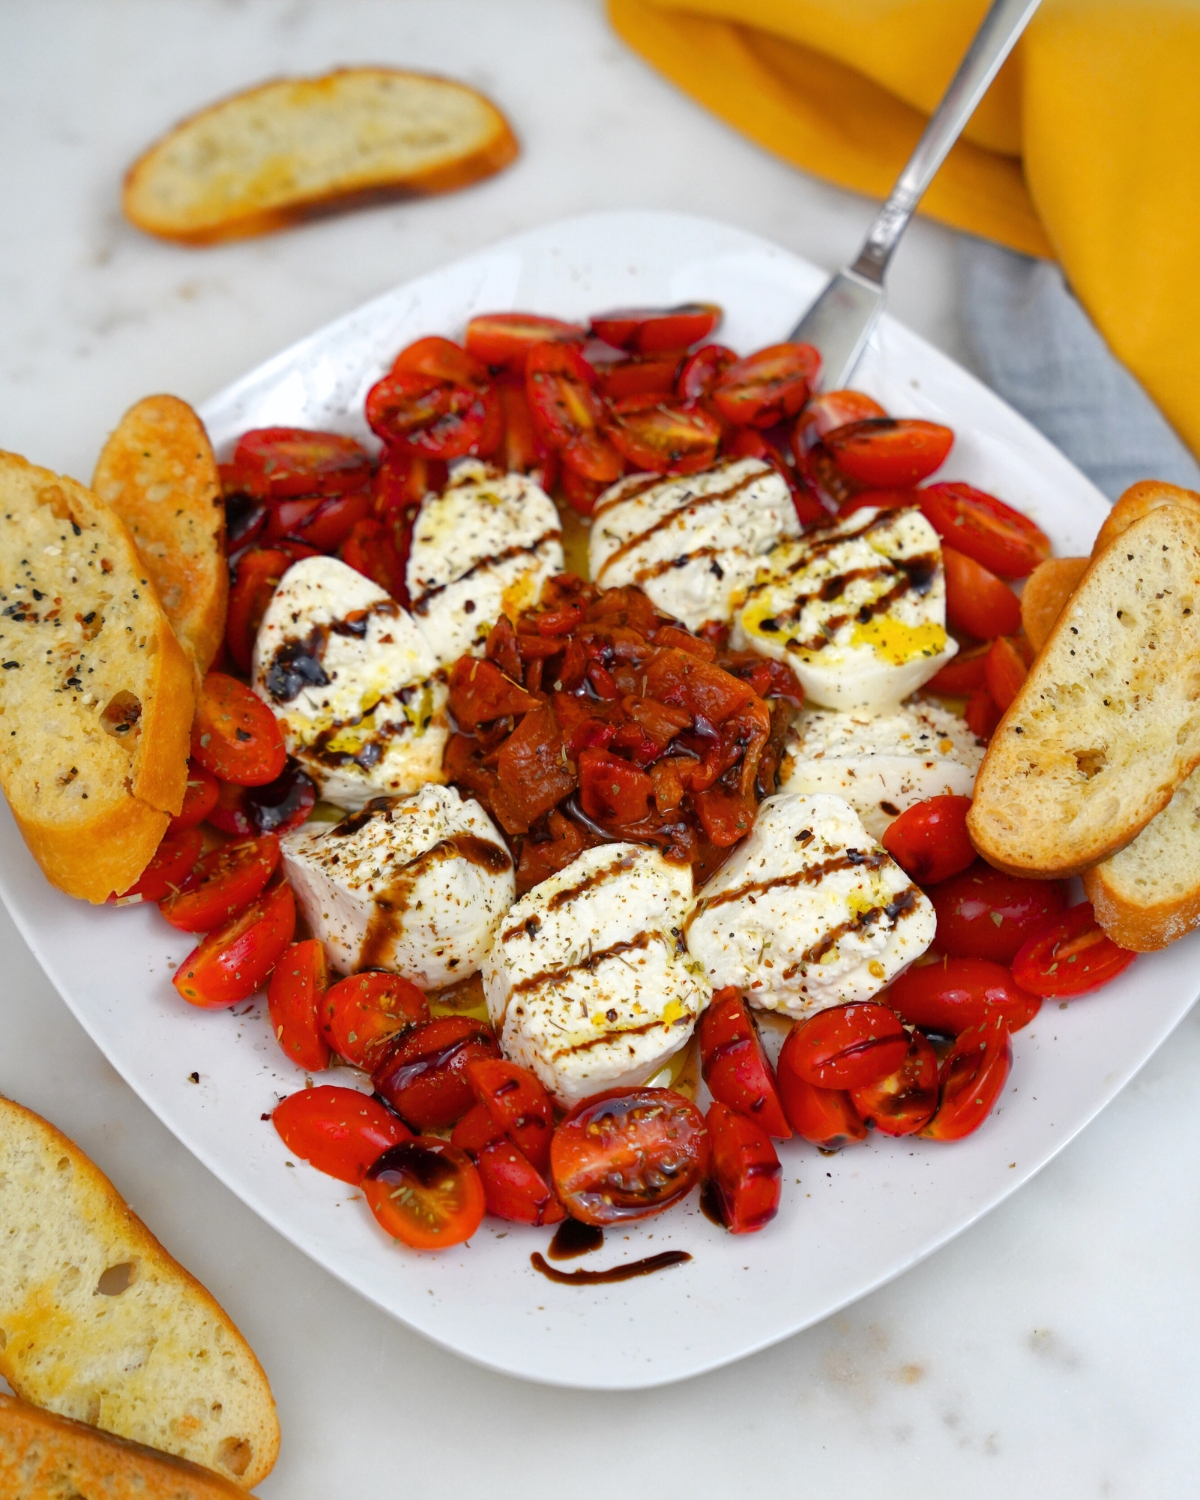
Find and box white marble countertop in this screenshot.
[1,2,1197,1494]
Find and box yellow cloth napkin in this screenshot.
[609,0,1200,462]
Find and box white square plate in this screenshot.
[3,211,1195,1390]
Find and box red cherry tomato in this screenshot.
[204,764,315,839]
[321,970,430,1069]
[711,342,821,428]
[464,311,584,372]
[159,834,280,932]
[363,1138,486,1250]
[881,794,976,885]
[192,672,287,787]
[371,1016,500,1130]
[264,487,373,554]
[267,939,331,1071]
[779,1003,910,1090]
[964,685,1003,740]
[676,343,737,400]
[943,546,1022,639]
[775,1064,866,1150]
[341,518,407,603]
[494,375,558,486]
[984,635,1030,711]
[206,778,255,838]
[931,861,1068,963]
[560,465,608,517]
[607,395,722,476]
[921,1013,1012,1141]
[793,389,887,448]
[589,303,721,354]
[704,1101,782,1234]
[119,825,204,903]
[367,338,500,460]
[849,1031,939,1137]
[1011,902,1137,997]
[230,428,372,501]
[925,640,990,694]
[273,1085,411,1183]
[525,341,624,482]
[450,1100,505,1156]
[450,1108,565,1227]
[466,1057,556,1175]
[550,1088,709,1226]
[696,988,791,1138]
[173,879,295,1009]
[226,548,292,673]
[167,761,219,834]
[824,418,953,487]
[886,956,1041,1035]
[918,482,1050,579]
[597,354,683,402]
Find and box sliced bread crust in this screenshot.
[93,397,227,676]
[0,1098,279,1489]
[1021,555,1088,651]
[968,504,1200,878]
[1092,479,1200,557]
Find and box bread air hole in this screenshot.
[215,1436,252,1478]
[1074,749,1107,779]
[100,690,142,739]
[95,1261,135,1296]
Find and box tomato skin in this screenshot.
[794,389,887,448]
[590,303,721,355]
[886,956,1041,1035]
[322,970,430,1069]
[918,482,1050,579]
[205,763,316,840]
[560,465,607,517]
[984,635,1031,711]
[578,747,654,825]
[494,375,558,487]
[597,354,683,402]
[676,343,737,401]
[226,548,292,673]
[607,395,722,475]
[775,1064,866,1150]
[1011,902,1136,997]
[696,988,792,1138]
[881,794,976,885]
[921,1014,1012,1141]
[704,1102,782,1234]
[925,640,990,694]
[159,834,280,933]
[964,685,1003,740]
[458,1128,565,1226]
[363,1138,486,1250]
[550,1088,709,1226]
[371,1016,501,1130]
[526,341,624,482]
[273,1085,411,1183]
[711,342,821,428]
[167,761,219,834]
[173,879,295,1009]
[230,428,372,501]
[192,672,287,787]
[466,1057,556,1175]
[464,311,584,372]
[264,487,373,554]
[267,939,331,1071]
[931,860,1068,963]
[849,1031,938,1137]
[778,1003,910,1090]
[341,517,407,603]
[448,655,538,731]
[942,546,1022,639]
[824,417,953,487]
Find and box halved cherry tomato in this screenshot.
[464,311,584,371]
[226,548,292,673]
[173,878,295,1009]
[449,1100,505,1156]
[608,395,722,475]
[704,1101,782,1234]
[206,779,255,838]
[775,1064,866,1150]
[925,640,990,695]
[450,1107,564,1227]
[526,341,624,482]
[886,956,1041,1035]
[824,418,953,487]
[206,763,315,839]
[964,685,1003,740]
[267,939,331,1071]
[372,449,447,512]
[943,546,1022,639]
[264,487,373,554]
[711,342,820,428]
[793,389,886,448]
[696,987,791,1138]
[192,672,287,787]
[119,825,204,903]
[578,747,653,825]
[230,428,372,501]
[590,303,721,354]
[321,970,430,1069]
[561,465,608,517]
[273,1085,411,1183]
[849,1031,938,1137]
[919,482,1050,579]
[779,1002,909,1090]
[371,1015,500,1129]
[466,1057,556,1175]
[366,370,499,460]
[494,375,558,486]
[881,794,975,885]
[159,834,280,932]
[225,494,267,554]
[363,1138,486,1249]
[675,343,736,400]
[167,761,219,834]
[550,1087,709,1225]
[341,518,407,603]
[920,1013,1012,1141]
[984,635,1031,711]
[725,426,828,525]
[931,861,1069,964]
[448,655,538,731]
[597,354,683,401]
[1011,902,1136,997]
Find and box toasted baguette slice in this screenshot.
[124,68,518,245]
[1021,555,1088,651]
[968,504,1200,877]
[93,397,227,676]
[1092,479,1200,556]
[0,453,193,901]
[0,1393,247,1500]
[0,1098,279,1489]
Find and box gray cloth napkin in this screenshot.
[957,236,1200,503]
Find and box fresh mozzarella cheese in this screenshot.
[587,458,799,630]
[684,792,935,1020]
[406,460,564,665]
[280,783,515,987]
[733,506,956,711]
[252,555,448,810]
[482,843,709,1106]
[780,699,984,838]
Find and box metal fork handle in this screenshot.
[850,0,1042,285]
